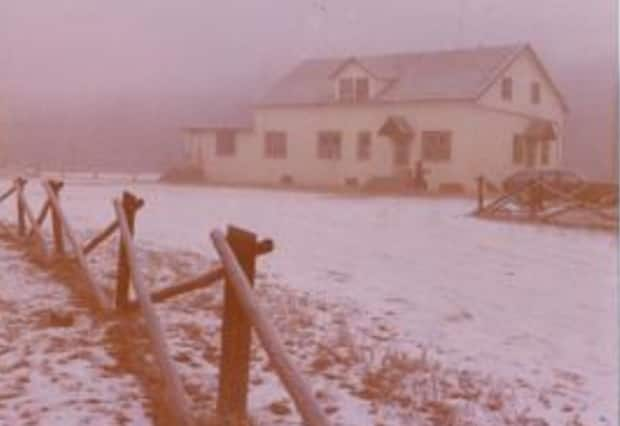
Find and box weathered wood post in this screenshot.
[115,191,144,309]
[476,175,485,214]
[49,180,65,255]
[217,226,273,425]
[217,226,257,425]
[15,178,26,237]
[212,230,328,426]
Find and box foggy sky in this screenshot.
[0,1,617,176]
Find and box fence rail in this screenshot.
[212,229,329,426]
[0,177,330,425]
[474,175,618,230]
[114,198,195,426]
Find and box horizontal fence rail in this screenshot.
[43,180,111,310]
[474,175,618,230]
[0,177,332,425]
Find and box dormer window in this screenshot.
[355,78,369,101]
[339,77,369,102]
[339,78,355,102]
[501,77,513,101]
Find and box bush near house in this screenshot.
[159,165,204,183]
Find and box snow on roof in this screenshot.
[259,43,554,106]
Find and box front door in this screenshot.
[525,138,537,168]
[393,140,411,172]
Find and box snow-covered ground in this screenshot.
[0,178,616,425]
[0,239,150,425]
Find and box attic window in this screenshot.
[501,77,513,101]
[531,82,541,104]
[339,78,355,102]
[339,77,369,102]
[355,78,369,101]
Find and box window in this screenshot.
[317,131,342,160]
[215,130,236,156]
[355,78,369,101]
[531,82,541,104]
[357,131,371,161]
[264,131,287,159]
[540,140,550,165]
[422,131,452,162]
[501,77,513,101]
[339,78,355,102]
[512,134,524,164]
[339,77,370,102]
[525,138,536,167]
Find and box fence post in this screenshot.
[116,191,144,309]
[16,178,26,237]
[49,180,65,255]
[476,175,485,214]
[217,226,258,425]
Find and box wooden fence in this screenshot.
[474,175,618,230]
[0,177,330,426]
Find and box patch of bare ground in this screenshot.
[0,226,598,425]
[0,235,150,425]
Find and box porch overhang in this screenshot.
[525,119,556,141]
[378,115,414,142]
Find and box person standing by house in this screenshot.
[412,160,429,192]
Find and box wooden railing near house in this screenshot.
[0,177,330,426]
[474,175,618,230]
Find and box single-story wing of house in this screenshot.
[181,43,567,193]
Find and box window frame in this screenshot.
[531,82,541,104]
[421,131,452,162]
[501,77,513,101]
[317,131,342,160]
[338,78,355,102]
[215,130,236,157]
[540,140,550,165]
[264,131,288,159]
[512,134,524,164]
[355,78,369,102]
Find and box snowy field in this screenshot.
[0,177,617,425]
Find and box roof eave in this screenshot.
[255,96,475,109]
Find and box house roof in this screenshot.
[259,43,568,110]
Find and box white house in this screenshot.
[182,43,567,192]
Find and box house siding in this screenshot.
[182,47,566,192]
[477,48,566,164]
[185,99,561,192]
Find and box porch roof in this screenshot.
[378,115,414,141]
[525,119,556,141]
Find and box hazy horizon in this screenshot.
[0,1,617,177]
